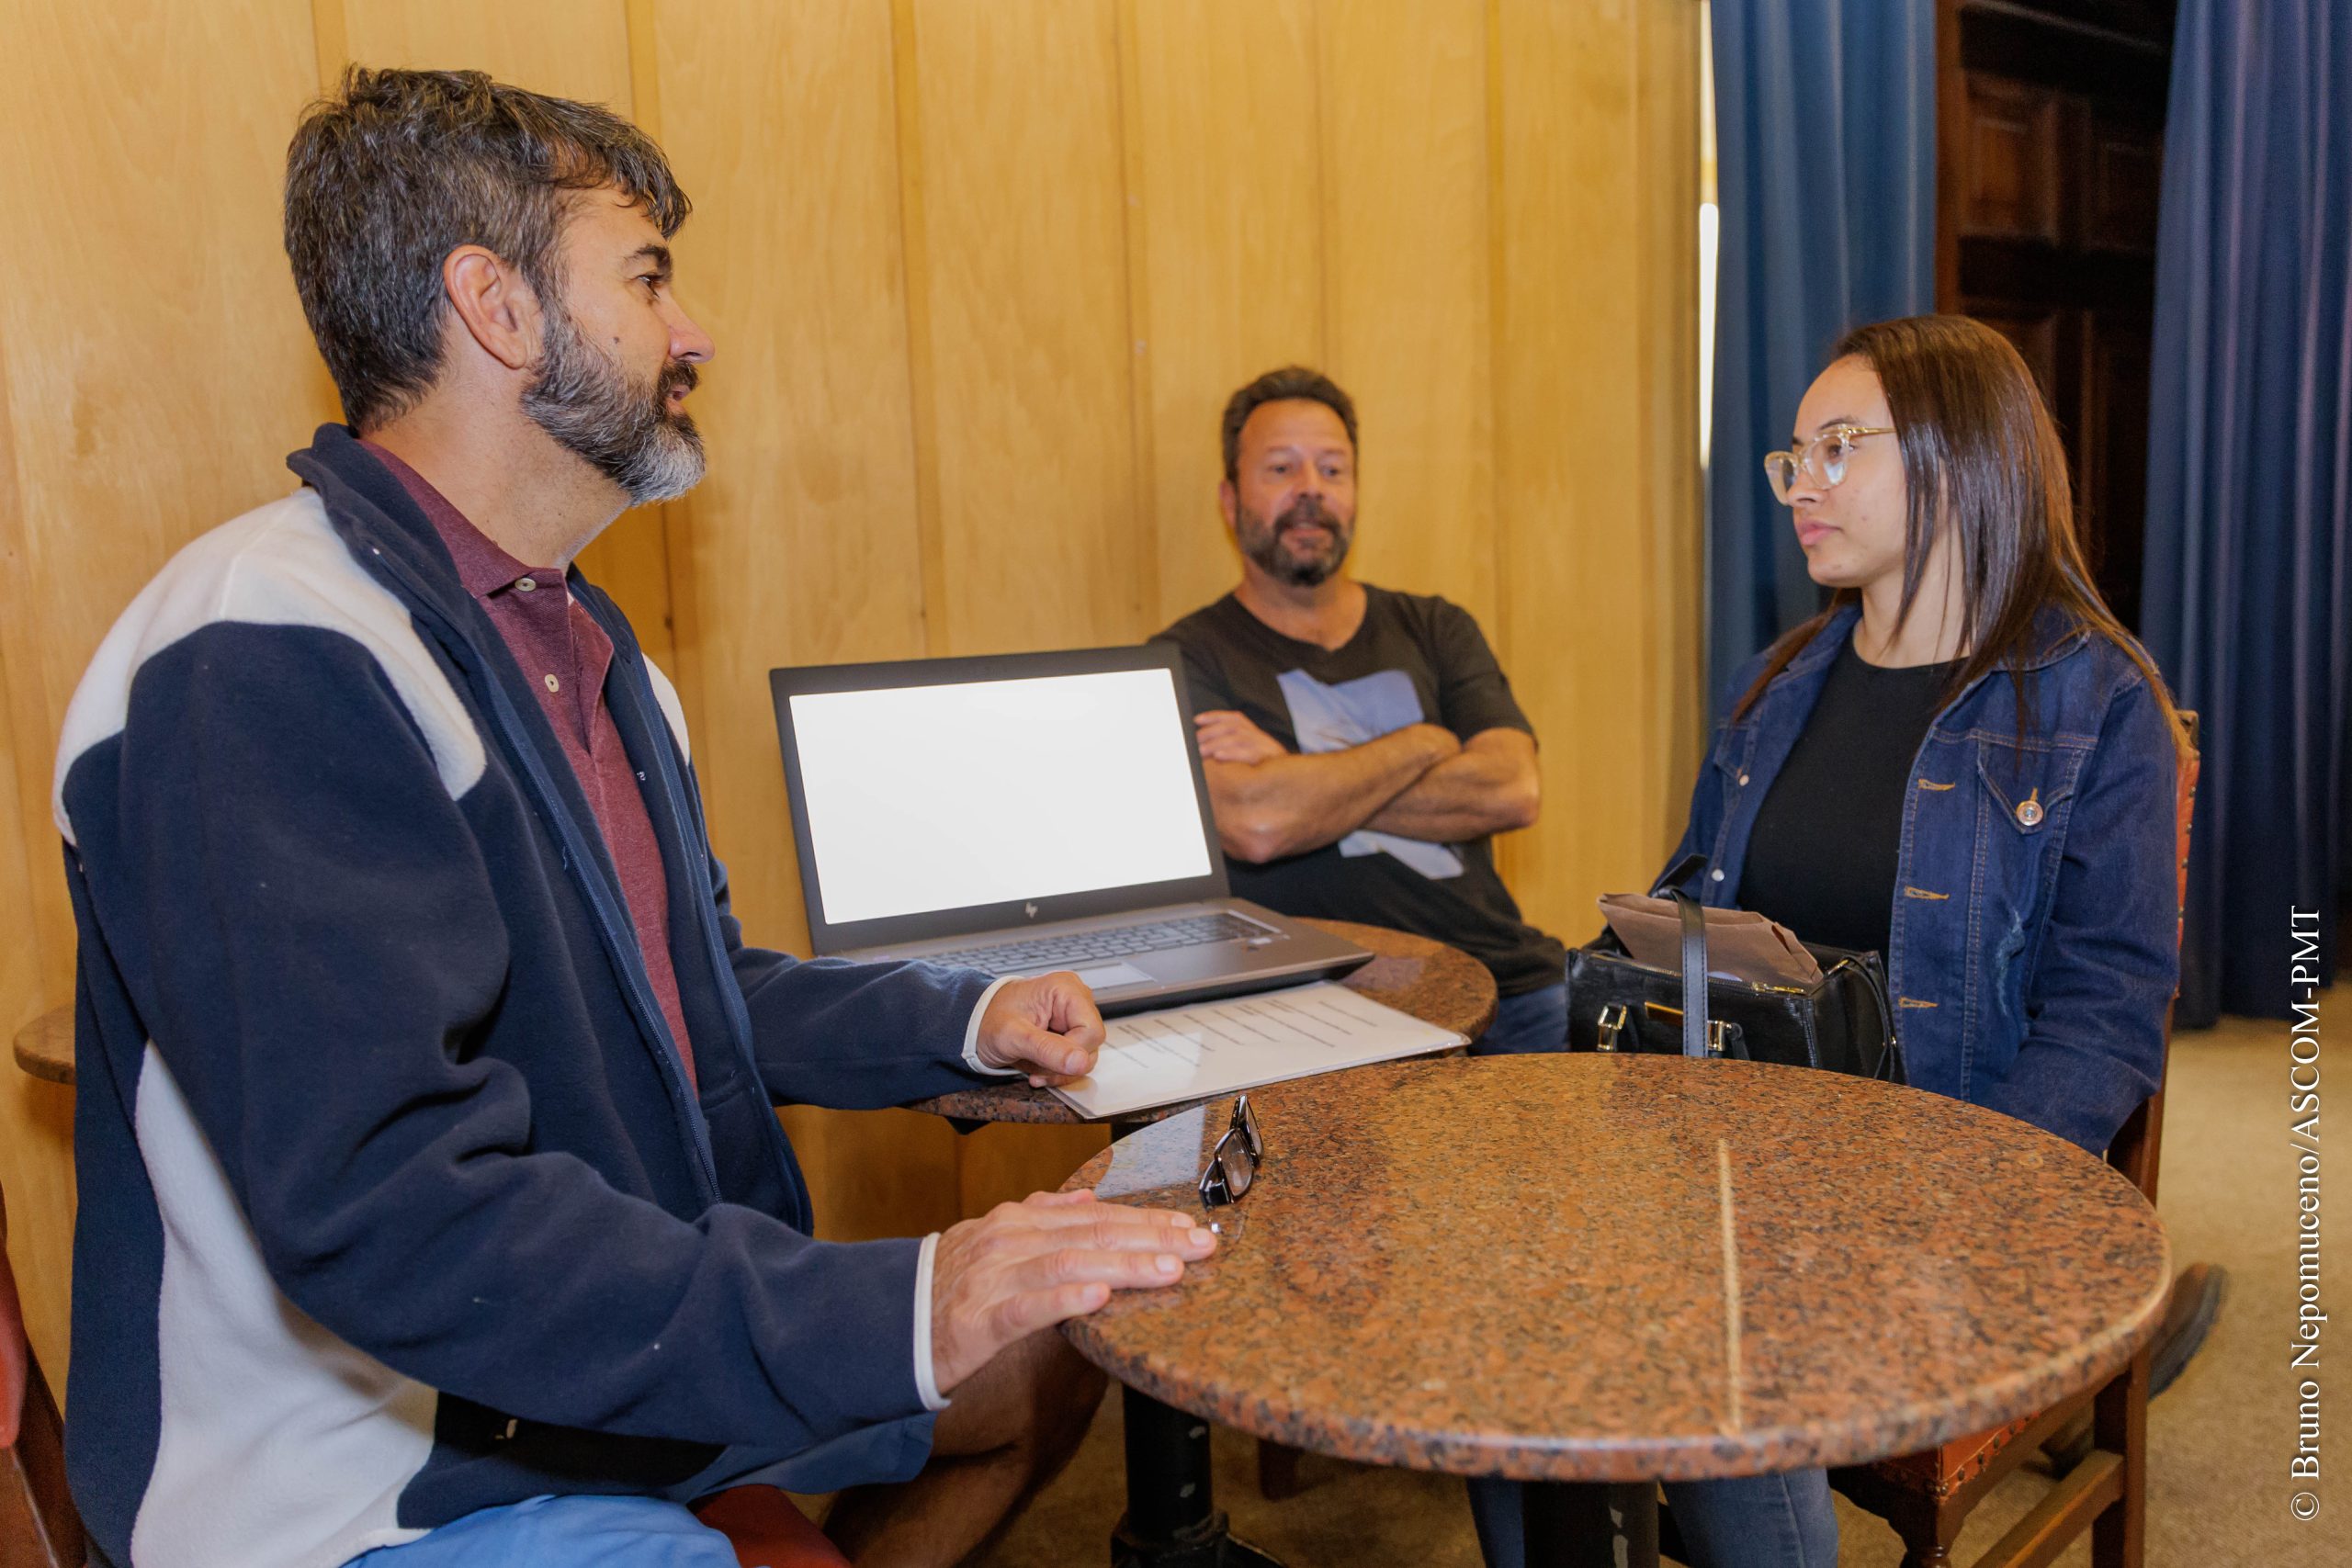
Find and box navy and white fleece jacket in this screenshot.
[53,426,1003,1568]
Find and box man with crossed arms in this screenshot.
[1156,365,1576,1567]
[1155,366,1569,1055]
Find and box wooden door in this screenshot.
[1936,0,2172,630]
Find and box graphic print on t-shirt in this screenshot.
[1275,668,1464,880]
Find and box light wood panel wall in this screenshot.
[0,0,340,1390]
[0,0,1699,1383]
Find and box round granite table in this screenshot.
[1059,1053,2171,1566]
[901,918,1497,1126]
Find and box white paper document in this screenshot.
[1048,983,1465,1119]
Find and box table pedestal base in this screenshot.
[1110,1512,1282,1568]
[1113,1387,1283,1568]
[1523,1481,1658,1568]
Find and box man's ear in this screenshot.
[1217,479,1238,533]
[440,245,542,372]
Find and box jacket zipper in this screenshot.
[347,535,726,1200]
[582,592,817,1228]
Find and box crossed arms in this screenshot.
[1193,707,1541,863]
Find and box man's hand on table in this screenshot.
[930,1190,1215,1395]
[974,971,1106,1088]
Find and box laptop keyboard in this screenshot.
[925,912,1282,977]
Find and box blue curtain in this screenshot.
[1706,1,1936,702]
[2142,0,2352,1023]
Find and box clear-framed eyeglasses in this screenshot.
[1196,1095,1263,1213]
[1763,424,1895,505]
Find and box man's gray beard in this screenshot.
[521,304,707,505]
[1240,502,1351,587]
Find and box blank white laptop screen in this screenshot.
[788,668,1215,927]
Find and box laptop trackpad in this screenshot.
[1074,962,1156,991]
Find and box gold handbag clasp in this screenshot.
[1595,1002,1629,1053]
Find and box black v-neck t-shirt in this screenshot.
[1153,589,1565,997]
[1737,642,1963,958]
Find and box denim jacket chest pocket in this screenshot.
[1968,729,2092,910]
[1949,728,2094,1063]
[1702,722,1765,887]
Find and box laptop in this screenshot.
[768,644,1373,1012]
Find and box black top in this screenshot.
[1737,642,1964,958]
[1153,588,1565,998]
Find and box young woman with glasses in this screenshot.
[1475,315,2188,1567]
[1627,313,2190,1567]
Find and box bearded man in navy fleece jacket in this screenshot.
[51,68,1212,1568]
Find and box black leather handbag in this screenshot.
[1564,857,1904,1081]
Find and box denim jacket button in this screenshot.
[1711,869,1725,882]
[2016,798,2043,828]
[1738,773,1751,785]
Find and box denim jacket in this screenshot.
[1663,604,2180,1153]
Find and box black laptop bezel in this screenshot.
[769,643,1233,955]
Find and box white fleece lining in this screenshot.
[642,655,691,765]
[130,1043,436,1568]
[55,488,487,846]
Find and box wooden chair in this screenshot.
[691,1484,851,1568]
[2,1181,85,1568]
[1828,716,2199,1568]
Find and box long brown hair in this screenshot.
[1731,314,2189,758]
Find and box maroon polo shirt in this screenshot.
[364,442,697,1093]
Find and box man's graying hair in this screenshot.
[285,66,691,432]
[1220,367,1358,483]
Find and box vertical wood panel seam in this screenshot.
[1483,0,1510,675]
[1309,0,1334,365]
[1643,0,1703,854]
[1632,6,1662,845]
[1645,5,1678,851]
[623,0,662,134]
[1481,0,1517,887]
[888,0,950,658]
[309,0,347,93]
[0,237,62,1003]
[1112,0,1159,631]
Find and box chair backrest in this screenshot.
[2107,711,2199,1205]
[3,1181,86,1568]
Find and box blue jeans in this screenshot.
[343,1411,932,1567]
[1466,1470,1838,1568]
[347,1495,738,1568]
[1474,980,1568,1055]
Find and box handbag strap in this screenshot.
[1850,956,1899,1078]
[1819,953,1900,1078]
[1652,852,1708,899]
[1670,888,1711,1059]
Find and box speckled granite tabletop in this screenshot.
[905,918,1498,1126]
[1057,1053,2170,1483]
